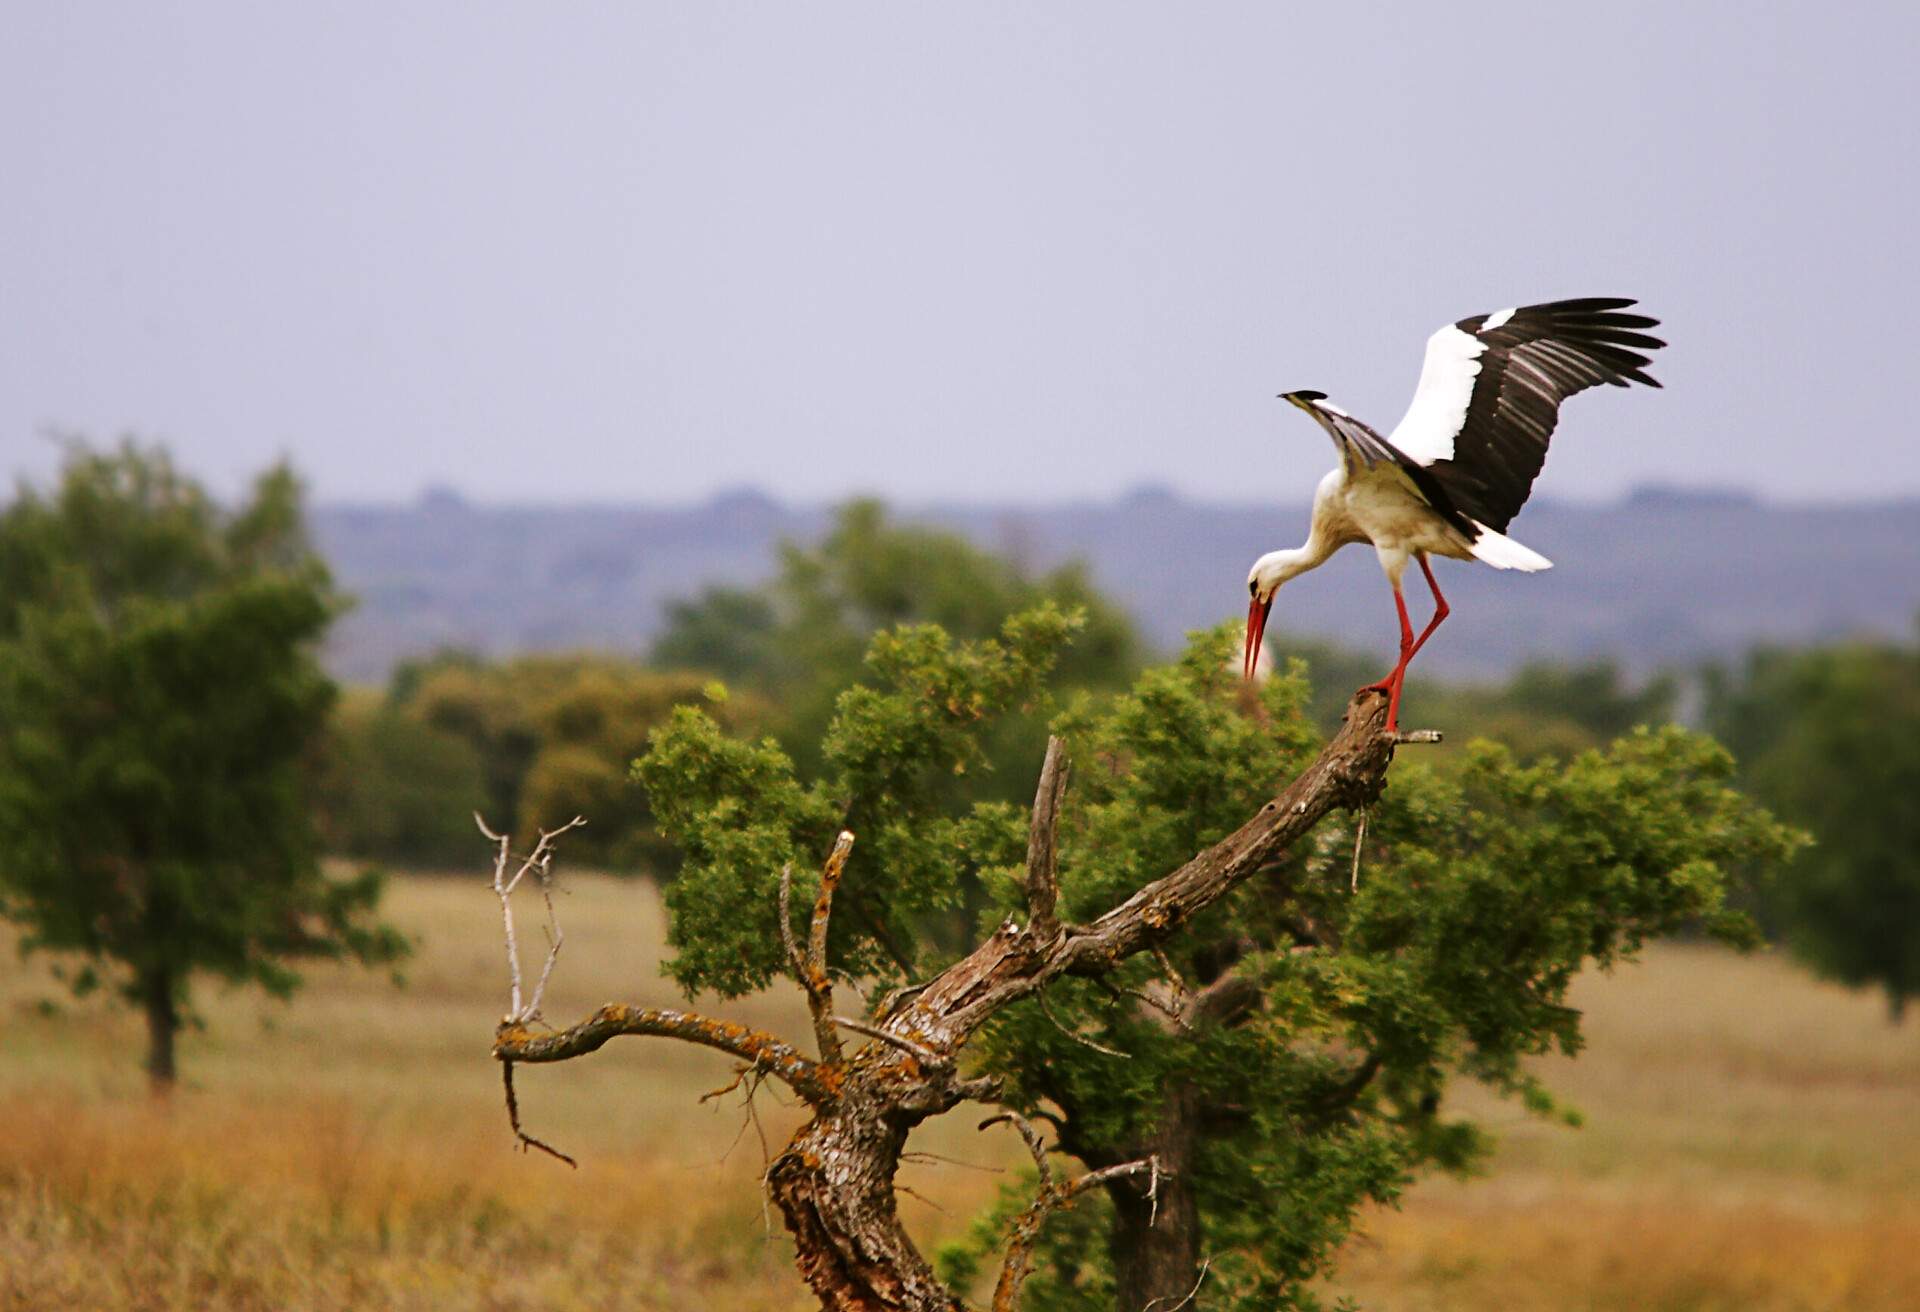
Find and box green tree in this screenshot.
[497,608,1793,1311]
[0,440,408,1090]
[1707,636,1920,1020]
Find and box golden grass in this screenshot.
[3,875,1917,1310]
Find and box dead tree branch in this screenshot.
[799,831,855,1064]
[494,1002,835,1106]
[501,1061,576,1168]
[982,1112,1162,1312]
[1025,736,1070,939]
[481,812,586,1023]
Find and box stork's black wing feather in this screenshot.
[1387,298,1666,532]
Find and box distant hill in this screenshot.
[313,488,1918,685]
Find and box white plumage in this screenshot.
[1243,297,1666,731]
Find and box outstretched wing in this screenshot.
[1386,298,1665,531]
[1284,391,1476,538]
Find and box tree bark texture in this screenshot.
[496,689,1400,1311]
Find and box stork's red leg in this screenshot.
[1404,554,1450,663]
[1362,583,1417,733]
[1367,557,1451,734]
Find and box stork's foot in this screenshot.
[1354,681,1402,735]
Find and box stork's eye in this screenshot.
[1248,580,1257,597]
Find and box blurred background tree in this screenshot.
[311,687,489,868]
[1707,634,1920,1021]
[1401,659,1678,760]
[0,440,408,1091]
[651,499,1141,780]
[321,651,767,870]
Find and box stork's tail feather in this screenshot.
[1468,521,1553,571]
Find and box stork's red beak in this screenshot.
[1243,594,1272,680]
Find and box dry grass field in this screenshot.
[3,871,1917,1311]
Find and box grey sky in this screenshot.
[4,4,1913,506]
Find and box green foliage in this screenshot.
[1706,637,1919,1019]
[0,440,407,1081]
[636,605,1081,998]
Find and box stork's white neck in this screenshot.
[1248,541,1331,600]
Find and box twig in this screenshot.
[501,1062,576,1168]
[1350,806,1369,892]
[1025,736,1070,938]
[1039,990,1130,1059]
[832,1015,941,1064]
[900,1150,1006,1174]
[777,861,804,978]
[982,1112,1162,1312]
[527,851,566,1018]
[482,812,586,1024]
[896,1185,949,1214]
[1142,1257,1211,1312]
[1119,982,1193,1033]
[1394,729,1443,744]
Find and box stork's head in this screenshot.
[1243,549,1314,679]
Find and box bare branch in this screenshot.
[486,813,586,1023]
[1350,806,1369,892]
[832,1014,941,1064]
[501,1061,576,1168]
[494,1003,834,1106]
[777,861,804,978]
[797,831,854,1063]
[1039,989,1130,1058]
[1143,1258,1211,1312]
[982,1112,1162,1312]
[1025,736,1070,938]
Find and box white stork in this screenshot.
[1244,297,1666,732]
